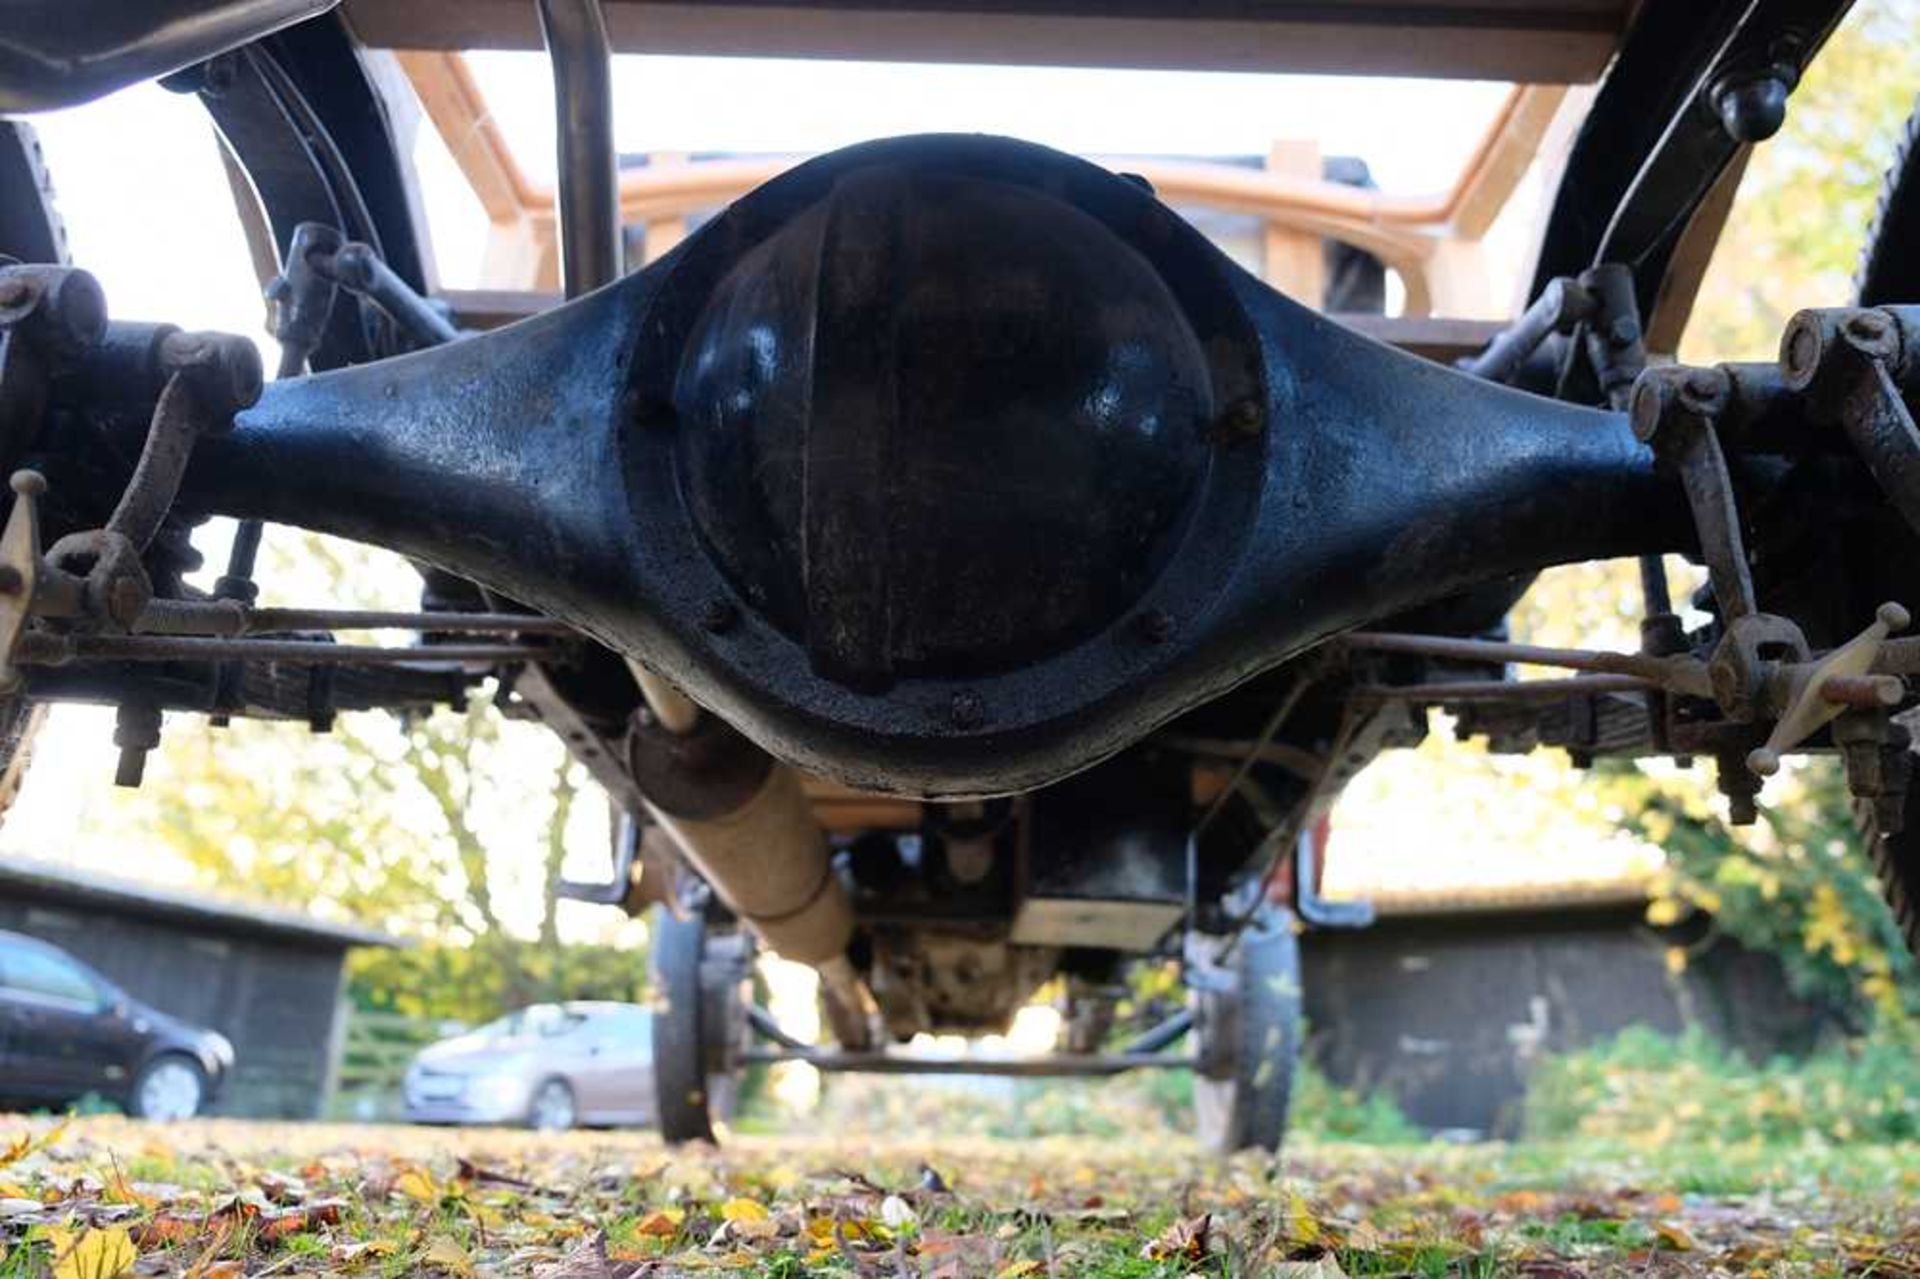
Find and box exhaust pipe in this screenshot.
[628,712,875,1049]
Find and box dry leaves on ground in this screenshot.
[0,1115,1916,1276]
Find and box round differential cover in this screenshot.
[673,161,1214,691]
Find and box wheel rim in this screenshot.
[531,1082,575,1131]
[137,1060,202,1121]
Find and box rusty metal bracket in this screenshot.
[1781,305,1920,538]
[0,471,46,695]
[1631,363,1759,622]
[105,330,262,554]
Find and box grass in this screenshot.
[0,1116,1915,1276]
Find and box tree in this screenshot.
[77,529,645,1024]
[1681,0,1920,363]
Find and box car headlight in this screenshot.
[204,1033,236,1068]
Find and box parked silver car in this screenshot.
[402,1002,654,1131]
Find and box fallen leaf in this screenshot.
[1269,1259,1348,1279]
[257,1198,345,1242]
[100,1163,154,1212]
[879,1194,918,1230]
[48,1226,138,1279]
[255,1170,307,1205]
[1142,1212,1212,1263]
[533,1231,640,1279]
[333,1237,401,1265]
[394,1166,441,1203]
[1654,1222,1697,1252]
[185,1263,243,1279]
[718,1197,770,1224]
[128,1215,198,1247]
[634,1208,685,1237]
[420,1232,476,1277]
[0,1121,67,1171]
[455,1156,548,1194]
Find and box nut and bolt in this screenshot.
[1629,368,1726,442]
[1136,608,1175,645]
[1843,310,1894,350]
[1679,368,1728,416]
[107,575,147,626]
[112,703,163,789]
[948,690,985,730]
[1219,400,1265,442]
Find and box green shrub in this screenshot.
[1291,1060,1423,1144]
[801,1052,1417,1144]
[1609,757,1916,1027]
[1524,1024,1920,1145]
[347,937,647,1024]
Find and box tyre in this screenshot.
[649,906,746,1144]
[1191,906,1302,1155]
[1859,789,1920,963]
[1855,95,1920,308]
[128,1054,208,1122]
[526,1078,577,1132]
[1851,96,1920,961]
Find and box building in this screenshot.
[1301,882,1826,1137]
[0,855,394,1118]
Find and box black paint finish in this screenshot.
[183,135,1690,797]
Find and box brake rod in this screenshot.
[1352,674,1655,702]
[15,633,557,666]
[1341,630,1714,697]
[1345,634,1908,709]
[132,599,577,637]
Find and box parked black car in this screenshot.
[0,929,233,1119]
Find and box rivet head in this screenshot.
[699,598,739,634]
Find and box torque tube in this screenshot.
[181,134,1688,797]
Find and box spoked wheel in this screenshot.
[649,905,750,1144]
[1190,906,1303,1155]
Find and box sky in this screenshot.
[465,52,1512,190]
[0,50,1646,925]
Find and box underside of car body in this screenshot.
[3,0,1920,1151]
